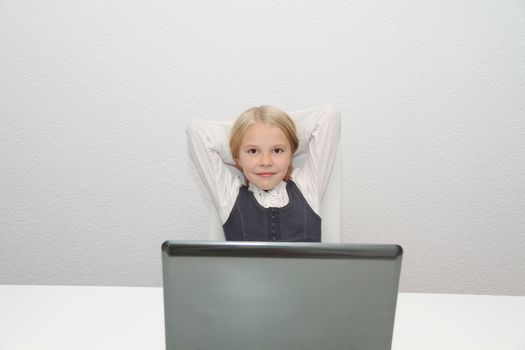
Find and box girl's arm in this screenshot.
[186,120,242,223]
[290,104,342,215]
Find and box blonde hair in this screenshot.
[230,105,299,180]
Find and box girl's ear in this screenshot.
[234,159,243,172]
[234,161,248,186]
[284,164,293,182]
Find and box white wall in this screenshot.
[1,1,524,295]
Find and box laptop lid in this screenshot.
[162,241,402,350]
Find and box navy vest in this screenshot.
[223,181,321,242]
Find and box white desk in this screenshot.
[1,285,524,350]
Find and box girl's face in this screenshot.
[236,122,292,191]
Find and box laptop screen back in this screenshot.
[162,241,402,350]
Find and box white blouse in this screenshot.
[186,103,341,226]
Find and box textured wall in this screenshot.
[1,1,524,295]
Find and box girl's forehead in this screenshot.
[242,123,289,143]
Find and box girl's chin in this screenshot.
[250,180,282,191]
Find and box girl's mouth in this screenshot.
[257,172,275,177]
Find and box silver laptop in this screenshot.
[162,241,402,350]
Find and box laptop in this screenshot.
[162,241,402,350]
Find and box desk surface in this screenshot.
[1,285,524,350]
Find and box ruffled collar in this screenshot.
[248,181,289,208]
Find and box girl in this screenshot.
[187,104,341,242]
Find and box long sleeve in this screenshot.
[290,104,342,216]
[186,120,243,223]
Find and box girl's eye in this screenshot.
[273,148,284,154]
[247,148,257,154]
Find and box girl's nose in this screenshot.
[260,152,272,165]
